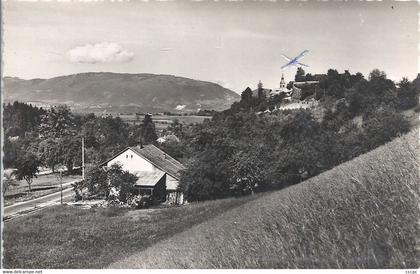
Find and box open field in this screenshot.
[3,194,261,268]
[110,130,420,268]
[3,174,82,206]
[118,114,210,130]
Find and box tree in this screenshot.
[295,67,306,82]
[368,69,387,81]
[413,73,420,93]
[4,138,18,168]
[3,101,46,138]
[14,152,40,192]
[39,105,77,139]
[229,149,266,195]
[37,138,62,172]
[397,77,418,110]
[257,81,265,99]
[362,105,410,150]
[164,119,184,138]
[140,114,158,144]
[107,164,138,203]
[60,137,82,173]
[83,166,109,198]
[3,170,18,197]
[241,87,253,104]
[79,164,137,203]
[305,73,314,81]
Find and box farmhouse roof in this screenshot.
[135,170,165,187]
[101,144,185,180]
[130,144,185,180]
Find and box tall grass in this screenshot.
[110,130,419,268]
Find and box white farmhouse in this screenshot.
[102,144,185,205]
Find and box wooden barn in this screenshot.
[101,144,185,205]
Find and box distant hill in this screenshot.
[3,73,240,113]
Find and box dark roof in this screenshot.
[131,144,185,180]
[135,170,165,187]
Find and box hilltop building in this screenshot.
[252,74,296,100]
[271,74,293,100]
[252,73,321,102]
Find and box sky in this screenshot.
[2,0,419,93]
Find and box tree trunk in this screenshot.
[67,162,73,173]
[249,183,255,195]
[27,178,32,192]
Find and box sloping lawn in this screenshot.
[3,194,260,269]
[110,130,419,269]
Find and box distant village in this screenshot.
[251,72,324,113]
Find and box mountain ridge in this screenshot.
[3,72,240,113]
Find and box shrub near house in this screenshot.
[73,164,144,207]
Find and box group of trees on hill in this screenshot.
[160,69,419,201]
[297,68,420,112]
[3,102,159,191]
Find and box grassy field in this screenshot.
[110,130,419,268]
[3,194,260,268]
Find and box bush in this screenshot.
[73,164,138,204]
[136,195,153,209]
[72,181,85,201]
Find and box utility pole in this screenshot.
[60,170,63,204]
[82,137,85,180]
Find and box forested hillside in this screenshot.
[162,69,420,201]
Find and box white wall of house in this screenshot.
[107,148,155,174]
[107,148,185,204]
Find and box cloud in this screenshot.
[67,42,134,64]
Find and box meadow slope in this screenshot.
[3,194,260,268]
[111,130,420,269]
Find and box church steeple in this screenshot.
[280,73,286,88]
